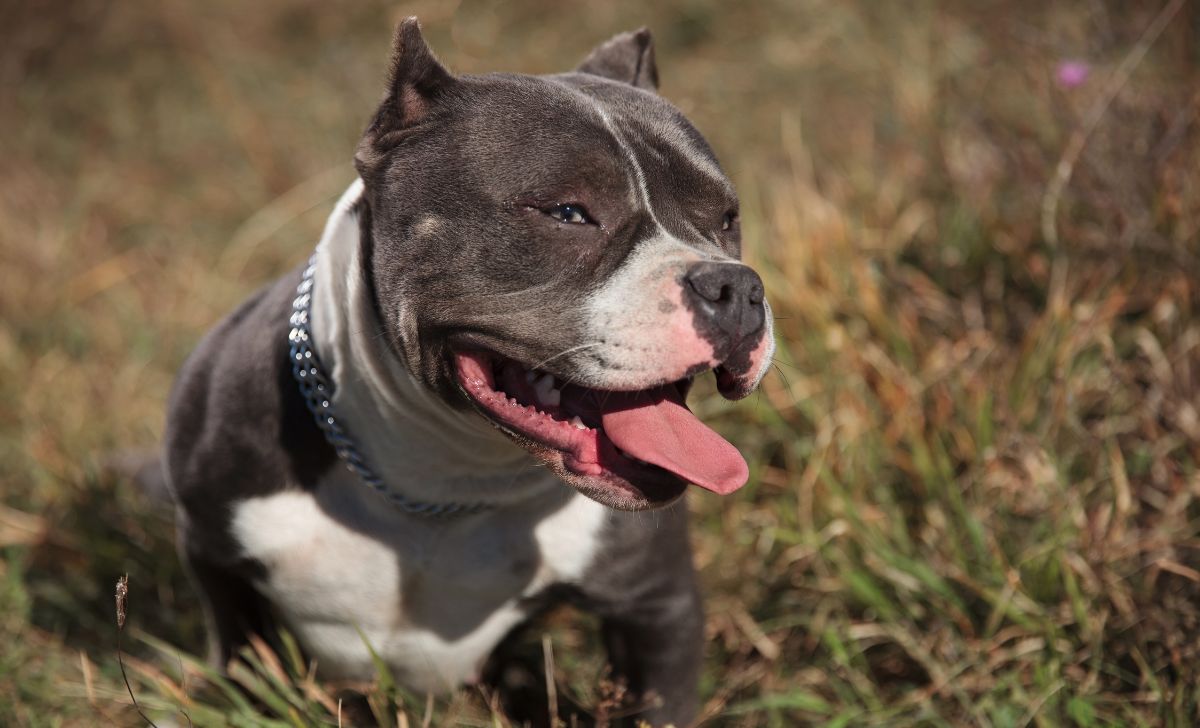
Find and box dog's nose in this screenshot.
[683,262,765,341]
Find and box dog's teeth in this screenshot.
[570,416,586,430]
[533,373,562,407]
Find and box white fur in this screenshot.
[232,468,608,689]
[752,299,778,387]
[580,235,712,388]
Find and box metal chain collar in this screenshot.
[288,254,488,517]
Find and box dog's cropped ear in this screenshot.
[357,17,455,177]
[576,28,658,92]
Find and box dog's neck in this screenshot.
[309,179,554,506]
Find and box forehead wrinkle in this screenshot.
[462,76,624,187]
[546,77,730,258]
[547,77,667,233]
[618,119,734,254]
[578,82,735,199]
[627,114,734,196]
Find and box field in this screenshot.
[2,1,1199,725]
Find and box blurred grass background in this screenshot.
[2,0,1199,725]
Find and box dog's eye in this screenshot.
[546,204,593,225]
[721,211,739,232]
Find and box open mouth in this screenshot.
[454,350,749,508]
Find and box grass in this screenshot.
[2,0,1199,725]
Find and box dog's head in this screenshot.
[354,19,774,510]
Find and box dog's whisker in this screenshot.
[769,362,794,393]
[528,343,604,373]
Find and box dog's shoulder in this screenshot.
[165,265,335,553]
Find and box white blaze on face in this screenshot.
[580,235,718,390]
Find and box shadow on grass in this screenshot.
[22,467,205,663]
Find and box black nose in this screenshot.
[683,262,765,341]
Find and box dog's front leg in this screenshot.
[584,503,705,727]
[179,534,278,671]
[600,582,703,726]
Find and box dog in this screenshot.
[164,18,774,726]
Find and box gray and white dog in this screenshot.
[165,18,773,726]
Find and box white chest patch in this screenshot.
[230,471,608,692]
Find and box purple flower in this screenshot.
[1056,60,1091,88]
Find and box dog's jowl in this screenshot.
[165,18,773,726]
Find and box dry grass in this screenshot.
[2,1,1199,725]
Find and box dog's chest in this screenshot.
[229,472,608,691]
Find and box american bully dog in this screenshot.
[165,18,773,726]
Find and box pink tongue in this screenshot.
[599,385,749,494]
